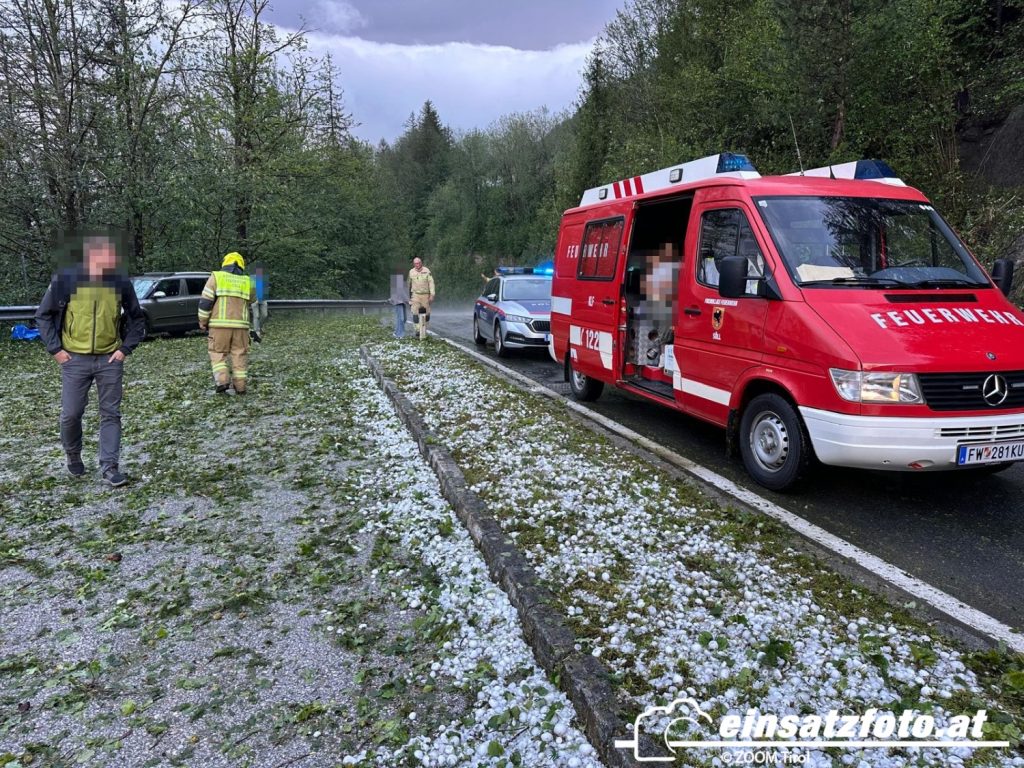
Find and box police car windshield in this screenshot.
[502,278,551,302]
[131,277,158,297]
[755,196,989,288]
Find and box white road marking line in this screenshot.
[434,333,1024,653]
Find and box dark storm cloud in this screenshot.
[268,0,621,48]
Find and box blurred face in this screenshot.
[413,258,423,270]
[84,236,118,276]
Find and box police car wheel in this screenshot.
[493,322,510,357]
[739,393,811,491]
[473,316,487,345]
[567,357,604,401]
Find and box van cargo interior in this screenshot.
[623,194,693,399]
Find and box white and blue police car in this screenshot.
[473,267,553,357]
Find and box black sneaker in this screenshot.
[216,383,230,393]
[66,454,85,477]
[102,467,128,488]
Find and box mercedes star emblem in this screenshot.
[982,374,1009,406]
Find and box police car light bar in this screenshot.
[497,266,552,275]
[578,152,760,207]
[787,159,906,186]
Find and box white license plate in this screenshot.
[956,440,1024,465]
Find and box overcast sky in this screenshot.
[265,0,624,144]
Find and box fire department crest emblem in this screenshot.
[711,307,725,330]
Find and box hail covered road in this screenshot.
[427,308,1024,635]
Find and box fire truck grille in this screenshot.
[919,371,1024,411]
[530,320,551,332]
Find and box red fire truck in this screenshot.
[550,153,1023,490]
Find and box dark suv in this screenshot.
[131,272,211,336]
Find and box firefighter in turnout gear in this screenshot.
[409,257,435,340]
[198,252,257,393]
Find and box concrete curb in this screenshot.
[360,346,658,768]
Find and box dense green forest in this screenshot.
[1,0,1022,304]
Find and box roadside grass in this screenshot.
[0,314,595,768]
[371,337,1024,766]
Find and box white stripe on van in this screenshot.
[569,325,613,370]
[673,375,731,406]
[551,296,572,315]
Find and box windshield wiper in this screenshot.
[801,276,902,288]
[895,278,987,289]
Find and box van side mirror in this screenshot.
[152,291,166,299]
[991,258,1014,297]
[718,257,749,299]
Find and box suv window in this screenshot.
[185,278,207,295]
[155,278,181,297]
[697,209,765,294]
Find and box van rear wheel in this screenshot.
[567,357,604,402]
[739,393,811,491]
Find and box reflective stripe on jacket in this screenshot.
[408,267,434,296]
[199,270,256,328]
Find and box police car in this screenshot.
[473,267,553,357]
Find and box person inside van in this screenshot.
[631,244,678,368]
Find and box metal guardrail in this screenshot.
[0,306,38,321]
[266,299,388,311]
[0,299,389,323]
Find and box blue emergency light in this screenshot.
[716,153,758,173]
[853,159,899,180]
[496,266,554,276]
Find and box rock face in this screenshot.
[960,104,1024,188]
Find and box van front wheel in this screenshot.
[567,357,604,402]
[739,393,811,491]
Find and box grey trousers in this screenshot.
[60,353,124,470]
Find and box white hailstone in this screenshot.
[920,685,934,697]
[592,647,602,657]
[408,711,417,721]
[553,723,568,737]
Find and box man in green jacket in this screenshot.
[35,234,146,487]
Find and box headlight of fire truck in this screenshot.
[829,369,924,404]
[502,314,532,324]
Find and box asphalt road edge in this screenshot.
[435,334,1024,656]
[360,346,658,768]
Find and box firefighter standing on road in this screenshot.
[198,252,257,394]
[409,257,435,340]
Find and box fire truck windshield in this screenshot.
[755,196,990,288]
